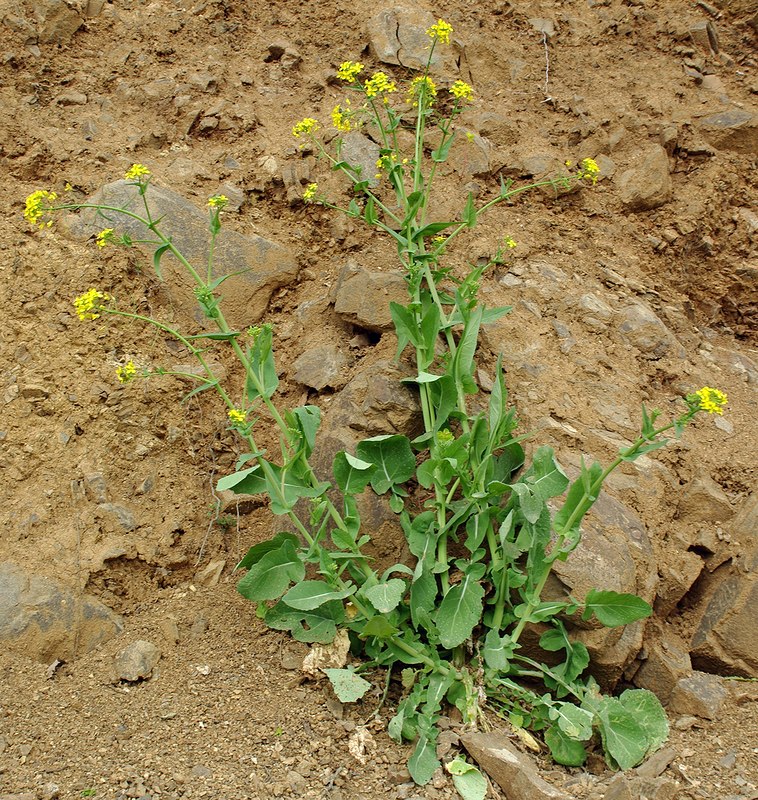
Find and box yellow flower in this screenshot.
[302,183,318,203]
[124,164,151,181]
[693,387,728,415]
[408,75,437,103]
[578,157,600,184]
[228,408,247,424]
[426,19,453,44]
[331,103,352,132]
[449,80,473,101]
[208,194,229,208]
[64,182,73,192]
[116,360,137,384]
[23,190,57,229]
[365,72,397,98]
[504,235,517,249]
[292,117,318,137]
[96,228,115,248]
[73,288,111,321]
[337,61,363,83]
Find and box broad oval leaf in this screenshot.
[236,540,304,602]
[364,579,406,613]
[582,589,652,628]
[356,434,416,495]
[323,668,372,703]
[283,580,355,610]
[436,565,486,649]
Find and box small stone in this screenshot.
[673,715,699,730]
[339,132,381,188]
[668,671,727,719]
[54,90,88,106]
[677,476,734,524]
[114,640,161,682]
[696,110,758,154]
[190,764,213,778]
[194,559,225,587]
[617,300,682,359]
[33,0,84,44]
[332,262,407,332]
[98,502,137,532]
[633,627,692,704]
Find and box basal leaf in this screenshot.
[364,578,407,614]
[446,756,487,800]
[544,724,588,767]
[594,696,650,770]
[482,628,514,671]
[618,689,669,756]
[550,703,594,741]
[235,531,300,570]
[332,451,376,494]
[265,599,344,644]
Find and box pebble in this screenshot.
[114,640,161,682]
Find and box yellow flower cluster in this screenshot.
[228,408,247,424]
[303,183,318,203]
[449,80,473,101]
[578,157,600,184]
[426,19,453,44]
[124,164,151,181]
[365,72,397,98]
[331,103,352,132]
[74,288,111,321]
[208,195,228,208]
[116,361,137,384]
[292,117,318,138]
[409,75,437,103]
[693,387,728,415]
[23,190,57,229]
[503,235,517,249]
[337,61,364,83]
[96,228,115,248]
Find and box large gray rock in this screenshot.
[63,180,298,328]
[617,146,672,211]
[332,261,407,332]
[0,561,123,662]
[339,132,381,188]
[33,0,84,44]
[367,7,461,75]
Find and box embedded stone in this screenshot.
[339,132,381,188]
[61,180,298,328]
[676,475,734,524]
[291,344,349,391]
[0,561,123,663]
[617,300,683,359]
[461,732,569,800]
[618,146,672,211]
[696,109,758,154]
[114,639,161,681]
[367,7,460,74]
[332,262,407,332]
[33,0,84,44]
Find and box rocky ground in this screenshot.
[0,1,757,798]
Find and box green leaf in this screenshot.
[356,434,416,495]
[181,379,220,403]
[408,731,439,786]
[262,463,327,515]
[236,531,300,570]
[451,306,482,395]
[236,539,304,601]
[323,668,372,703]
[364,195,377,225]
[290,405,321,458]
[410,567,437,629]
[413,221,456,242]
[246,325,279,400]
[462,192,477,228]
[582,589,652,628]
[550,703,594,740]
[152,242,171,280]
[436,563,486,649]
[185,331,241,341]
[282,580,355,610]
[333,451,376,494]
[618,689,669,756]
[520,446,570,501]
[217,464,267,495]
[594,696,650,769]
[364,579,406,613]
[265,599,344,643]
[428,373,459,432]
[446,756,487,800]
[544,724,588,767]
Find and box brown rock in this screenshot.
[655,549,703,617]
[632,627,692,704]
[668,671,727,719]
[33,0,84,44]
[291,344,349,391]
[617,146,672,211]
[460,732,569,800]
[603,773,679,800]
[696,110,758,153]
[114,640,161,681]
[676,476,734,524]
[617,300,683,359]
[332,262,407,332]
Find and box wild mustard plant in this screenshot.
[24,17,729,788]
